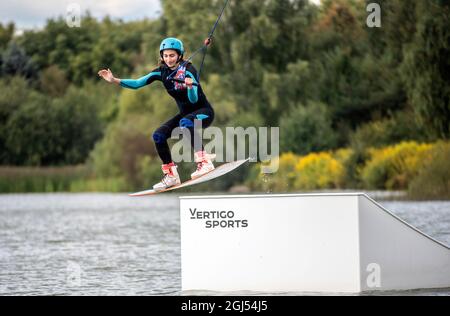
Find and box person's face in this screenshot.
[163,50,180,68]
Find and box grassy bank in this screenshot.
[0,166,126,193]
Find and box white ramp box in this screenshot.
[180,193,450,293]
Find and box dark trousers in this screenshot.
[152,107,214,164]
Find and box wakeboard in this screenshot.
[129,158,250,197]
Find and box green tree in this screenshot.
[0,77,30,163]
[400,1,450,139]
[54,87,104,164]
[1,42,37,79]
[39,65,69,97]
[4,87,103,166]
[280,101,337,155]
[0,22,14,50]
[5,92,60,165]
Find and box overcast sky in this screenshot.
[0,0,162,30]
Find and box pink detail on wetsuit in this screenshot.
[174,66,186,90]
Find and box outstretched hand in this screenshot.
[98,68,115,83]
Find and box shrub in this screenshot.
[361,141,433,190]
[246,152,298,192]
[408,142,450,200]
[294,152,345,190]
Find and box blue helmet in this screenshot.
[159,37,184,55]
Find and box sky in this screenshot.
[0,0,162,30]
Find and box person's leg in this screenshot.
[179,108,215,178]
[152,114,182,164]
[179,107,214,152]
[152,115,183,191]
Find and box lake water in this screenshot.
[0,193,449,296]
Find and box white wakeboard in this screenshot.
[129,158,250,197]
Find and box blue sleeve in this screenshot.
[120,70,161,90]
[185,70,199,104]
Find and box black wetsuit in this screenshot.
[120,63,214,164]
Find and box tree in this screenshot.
[4,92,60,165]
[4,87,103,166]
[280,101,337,155]
[0,22,14,50]
[400,0,450,139]
[1,42,37,79]
[0,77,30,163]
[39,65,69,97]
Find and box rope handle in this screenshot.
[170,78,199,87]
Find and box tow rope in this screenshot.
[168,0,230,83]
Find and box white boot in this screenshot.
[191,151,216,179]
[153,162,181,191]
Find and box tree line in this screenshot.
[0,0,448,189]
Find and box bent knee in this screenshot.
[152,131,168,144]
[179,118,194,129]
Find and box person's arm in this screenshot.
[185,66,199,104]
[98,68,161,90]
[120,71,162,90]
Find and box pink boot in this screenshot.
[191,151,216,179]
[153,162,181,191]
